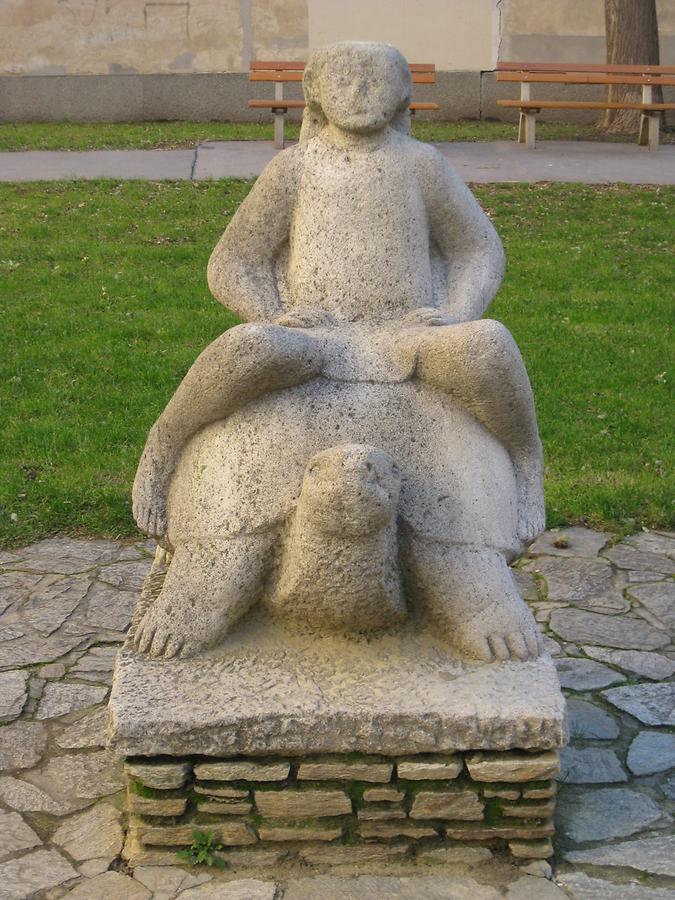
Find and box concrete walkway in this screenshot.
[1,140,674,184]
[1,526,674,899]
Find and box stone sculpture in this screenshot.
[111,45,566,868]
[130,40,545,664]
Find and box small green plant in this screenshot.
[176,830,226,868]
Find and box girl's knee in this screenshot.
[201,322,319,368]
[461,319,516,354]
[447,319,523,373]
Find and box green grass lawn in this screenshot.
[0,181,672,548]
[1,119,669,151]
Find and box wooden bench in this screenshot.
[249,60,440,148]
[496,62,675,150]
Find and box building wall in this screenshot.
[0,0,308,76]
[501,0,675,63]
[307,0,498,71]
[0,0,673,121]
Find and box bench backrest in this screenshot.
[496,61,675,86]
[250,61,436,84]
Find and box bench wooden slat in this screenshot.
[250,71,304,82]
[250,61,435,72]
[497,100,675,110]
[250,70,436,83]
[250,62,435,83]
[497,72,675,86]
[248,99,306,109]
[496,61,675,75]
[250,60,306,70]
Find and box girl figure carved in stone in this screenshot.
[131,42,544,664]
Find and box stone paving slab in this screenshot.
[192,141,281,179]
[435,140,675,185]
[2,140,674,184]
[0,148,195,181]
[0,526,674,898]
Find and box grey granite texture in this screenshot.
[550,608,669,650]
[557,787,666,843]
[558,747,627,784]
[0,671,29,722]
[0,849,78,899]
[51,802,123,862]
[564,835,675,878]
[626,731,675,775]
[557,871,675,899]
[565,699,619,740]
[582,646,675,680]
[602,684,675,726]
[554,657,625,690]
[0,811,42,861]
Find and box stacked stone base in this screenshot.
[124,749,559,869]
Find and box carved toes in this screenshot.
[135,622,155,654]
[488,635,510,661]
[132,500,167,539]
[461,621,541,663]
[164,638,183,659]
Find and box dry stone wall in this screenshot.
[124,750,559,865]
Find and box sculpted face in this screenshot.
[317,44,410,134]
[301,445,401,535]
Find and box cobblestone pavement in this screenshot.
[0,527,673,899]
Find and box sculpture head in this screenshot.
[301,42,413,140]
[300,444,401,537]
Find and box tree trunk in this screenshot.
[599,0,662,132]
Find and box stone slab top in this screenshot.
[107,618,566,757]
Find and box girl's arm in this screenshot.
[207,147,301,322]
[417,146,505,322]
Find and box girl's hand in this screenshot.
[401,307,456,327]
[275,306,338,328]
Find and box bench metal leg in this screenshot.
[524,112,536,149]
[518,112,526,144]
[638,113,660,151]
[273,113,285,150]
[648,113,660,151]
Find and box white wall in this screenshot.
[308,0,500,70]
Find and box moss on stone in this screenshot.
[129,779,163,799]
[483,798,502,827]
[399,778,477,797]
[345,782,370,809]
[341,818,361,845]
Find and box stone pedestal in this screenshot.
[109,579,566,869]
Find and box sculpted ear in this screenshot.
[387,45,413,134]
[389,45,413,112]
[300,48,329,143]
